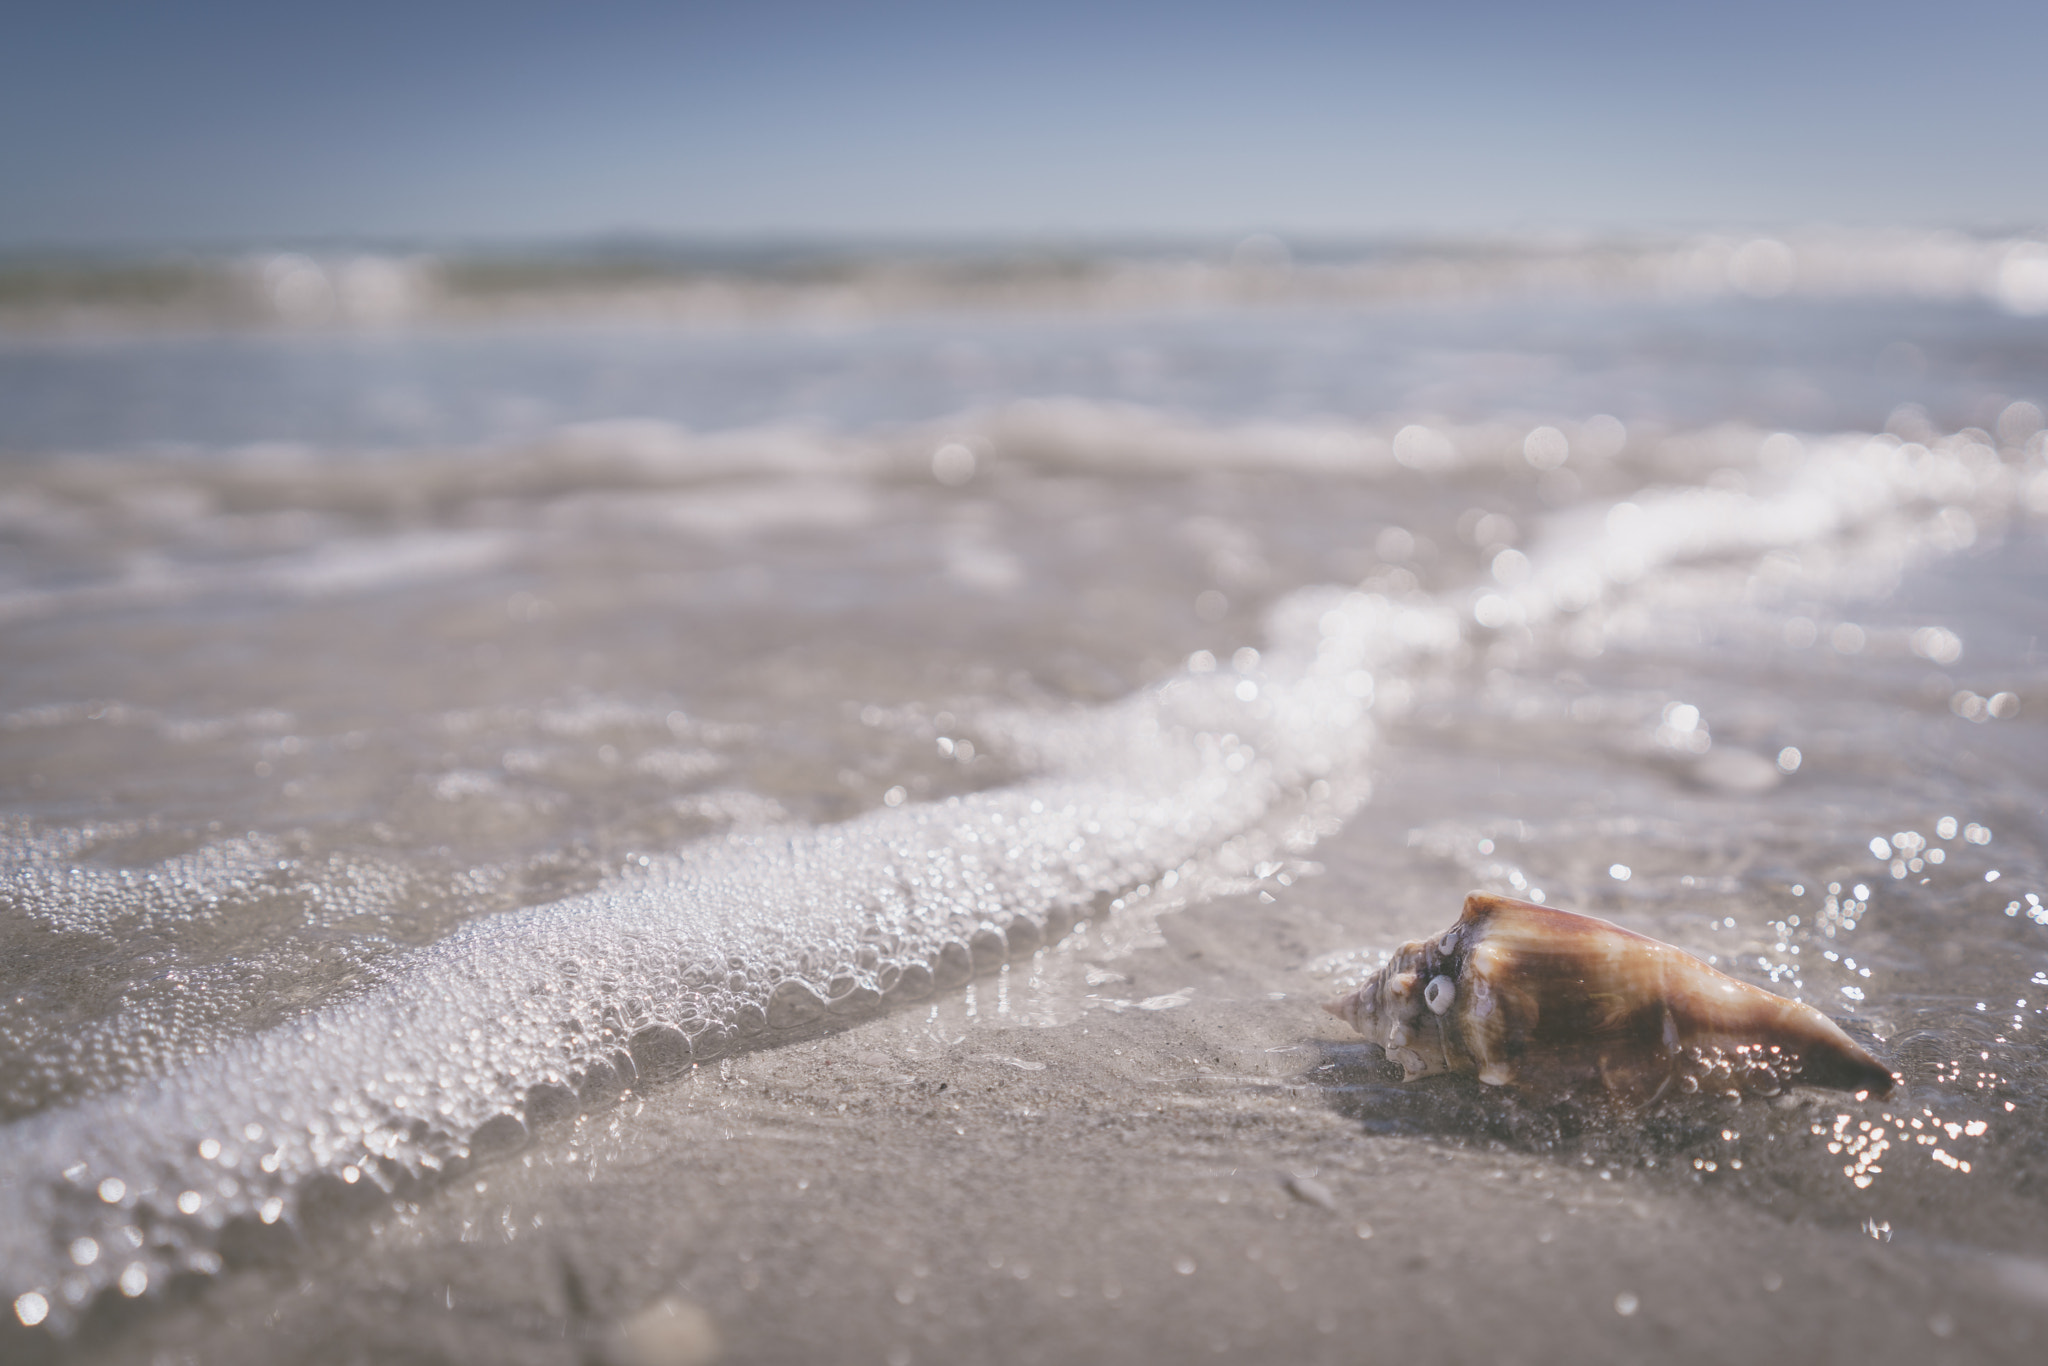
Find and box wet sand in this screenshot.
[36,790,2046,1366]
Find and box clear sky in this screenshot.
[3,0,2044,247]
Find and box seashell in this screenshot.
[1323,893,1895,1102]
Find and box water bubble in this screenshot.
[930,443,976,486]
[1609,865,1632,882]
[1910,627,1962,664]
[14,1292,49,1327]
[1393,424,1455,470]
[1996,400,2044,447]
[1491,548,1532,586]
[1614,1291,1640,1316]
[1471,512,1518,548]
[1580,414,1627,459]
[1523,426,1570,471]
[1174,1256,1197,1275]
[1777,747,1802,772]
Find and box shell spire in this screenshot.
[1323,893,1895,1102]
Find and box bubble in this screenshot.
[1579,414,1627,460]
[1471,512,1518,548]
[930,443,976,486]
[1997,400,2044,447]
[1777,747,1802,772]
[14,1292,49,1327]
[1491,548,1532,586]
[1392,424,1455,470]
[1910,627,1962,664]
[1615,1291,1640,1316]
[1609,865,1632,882]
[1523,426,1570,471]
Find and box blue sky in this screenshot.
[3,0,2043,246]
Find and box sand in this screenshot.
[30,804,2046,1366]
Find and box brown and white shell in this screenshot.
[1323,892,1895,1102]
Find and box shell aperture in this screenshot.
[1322,893,1896,1102]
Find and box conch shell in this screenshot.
[1323,893,1895,1101]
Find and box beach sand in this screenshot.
[43,779,2044,1366]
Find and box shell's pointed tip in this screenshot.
[1320,995,1347,1019]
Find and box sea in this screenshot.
[2,233,2046,1363]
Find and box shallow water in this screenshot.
[2,286,2046,1362]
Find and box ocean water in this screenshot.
[3,270,2047,1362]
